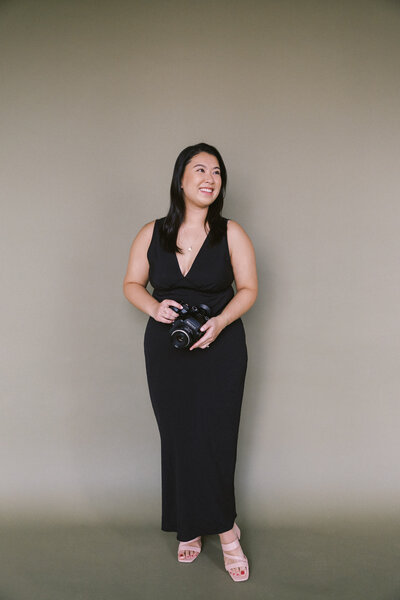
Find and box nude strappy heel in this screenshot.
[221,522,249,581]
[178,535,202,563]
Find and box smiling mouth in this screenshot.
[199,188,214,194]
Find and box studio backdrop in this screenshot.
[1,0,399,525]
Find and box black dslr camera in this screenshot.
[169,303,211,349]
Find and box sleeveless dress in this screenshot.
[144,216,248,541]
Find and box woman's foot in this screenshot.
[178,536,202,562]
[219,523,249,580]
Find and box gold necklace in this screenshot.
[178,225,209,252]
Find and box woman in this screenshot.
[123,142,258,582]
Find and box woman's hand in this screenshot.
[189,315,226,351]
[152,299,183,324]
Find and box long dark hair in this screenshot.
[160,142,228,253]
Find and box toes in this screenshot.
[178,545,200,561]
[229,565,244,576]
[230,566,247,577]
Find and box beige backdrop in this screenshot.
[1,0,399,525]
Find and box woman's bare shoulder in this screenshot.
[226,218,250,239]
[134,219,156,243]
[226,218,255,255]
[141,219,156,234]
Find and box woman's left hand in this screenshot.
[189,315,226,351]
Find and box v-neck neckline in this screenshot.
[174,230,210,279]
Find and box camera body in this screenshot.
[169,303,211,349]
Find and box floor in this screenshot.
[0,518,400,600]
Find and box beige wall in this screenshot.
[1,0,399,524]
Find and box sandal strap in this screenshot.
[221,538,240,552]
[178,544,201,552]
[178,536,202,553]
[224,557,248,571]
[223,549,246,561]
[180,535,201,544]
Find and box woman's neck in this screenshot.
[181,207,208,229]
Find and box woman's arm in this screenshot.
[123,221,183,323]
[218,219,258,327]
[123,221,159,317]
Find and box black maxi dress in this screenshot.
[144,216,248,541]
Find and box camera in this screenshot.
[169,303,211,349]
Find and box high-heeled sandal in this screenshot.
[221,522,249,582]
[178,535,202,563]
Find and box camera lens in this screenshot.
[171,328,190,349]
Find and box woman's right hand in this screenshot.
[152,299,183,324]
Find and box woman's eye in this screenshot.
[196,168,221,175]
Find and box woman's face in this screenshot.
[180,152,222,209]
